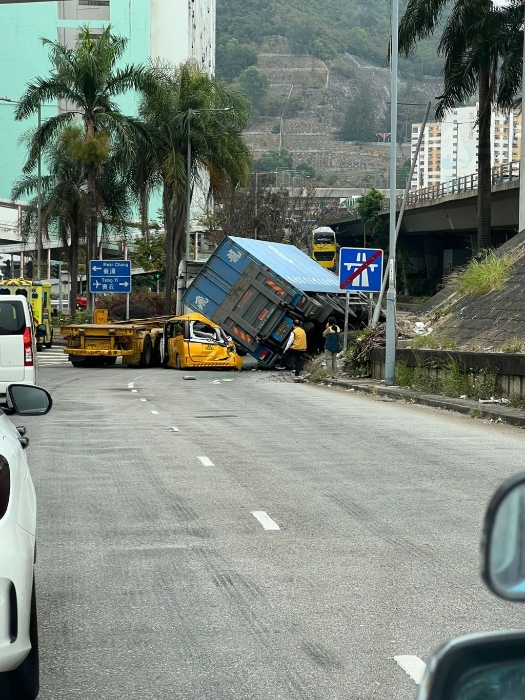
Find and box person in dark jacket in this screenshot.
[323,316,340,379]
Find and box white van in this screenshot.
[0,297,38,394]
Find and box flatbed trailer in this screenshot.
[61,317,169,367]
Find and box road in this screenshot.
[17,359,525,699]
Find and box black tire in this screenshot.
[45,331,53,349]
[151,333,162,368]
[7,578,39,700]
[36,343,43,353]
[175,353,182,370]
[104,356,117,366]
[139,335,152,368]
[70,357,86,367]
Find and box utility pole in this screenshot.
[519,3,525,237]
[384,0,399,386]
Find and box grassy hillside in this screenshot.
[216,0,445,82]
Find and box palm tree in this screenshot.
[12,126,133,311]
[139,61,252,313]
[399,0,523,251]
[13,25,152,305]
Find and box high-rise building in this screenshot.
[410,105,522,190]
[0,0,216,200]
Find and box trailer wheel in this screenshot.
[175,353,182,370]
[70,357,86,367]
[139,335,152,368]
[45,330,53,349]
[151,333,162,367]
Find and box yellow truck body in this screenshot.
[0,278,53,349]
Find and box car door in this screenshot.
[0,413,36,536]
[188,320,230,364]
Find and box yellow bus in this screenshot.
[312,226,337,271]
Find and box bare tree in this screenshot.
[200,179,336,252]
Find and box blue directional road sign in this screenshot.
[339,247,383,292]
[89,260,132,294]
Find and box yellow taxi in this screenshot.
[162,313,244,370]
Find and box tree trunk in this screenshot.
[86,163,97,311]
[163,184,175,315]
[141,182,149,242]
[69,228,79,315]
[477,66,492,252]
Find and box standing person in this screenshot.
[323,316,341,379]
[275,319,307,376]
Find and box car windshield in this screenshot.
[190,321,222,344]
[0,299,26,335]
[314,234,334,244]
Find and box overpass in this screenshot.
[328,162,520,282]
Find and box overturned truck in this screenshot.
[182,237,368,365]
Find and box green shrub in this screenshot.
[498,338,524,354]
[395,359,497,400]
[410,333,456,350]
[54,310,93,327]
[455,250,514,298]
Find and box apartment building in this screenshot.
[0,0,216,200]
[410,105,522,190]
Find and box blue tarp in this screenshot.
[228,237,344,294]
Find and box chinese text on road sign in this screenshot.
[339,248,383,292]
[89,260,132,294]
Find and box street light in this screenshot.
[185,107,232,261]
[0,96,41,279]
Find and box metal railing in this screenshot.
[381,161,520,211]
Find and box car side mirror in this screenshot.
[415,631,525,700]
[480,472,525,601]
[6,384,53,416]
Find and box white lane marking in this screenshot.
[140,398,147,402]
[132,375,145,381]
[131,389,138,393]
[252,511,281,531]
[170,427,179,432]
[198,456,214,466]
[151,410,159,415]
[394,656,426,685]
[127,382,134,388]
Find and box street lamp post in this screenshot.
[1,96,42,279]
[185,107,232,262]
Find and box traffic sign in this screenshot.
[339,247,383,292]
[89,260,132,294]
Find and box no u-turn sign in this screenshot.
[339,247,383,292]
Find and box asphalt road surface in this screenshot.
[13,360,525,700]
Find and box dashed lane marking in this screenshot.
[140,399,147,402]
[170,427,179,432]
[151,410,159,415]
[252,511,281,531]
[198,456,214,466]
[394,656,426,685]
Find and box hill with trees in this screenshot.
[216,0,445,83]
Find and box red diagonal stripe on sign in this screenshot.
[341,249,382,289]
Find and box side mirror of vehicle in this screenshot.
[37,323,47,335]
[480,472,525,601]
[415,631,525,700]
[6,384,53,416]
